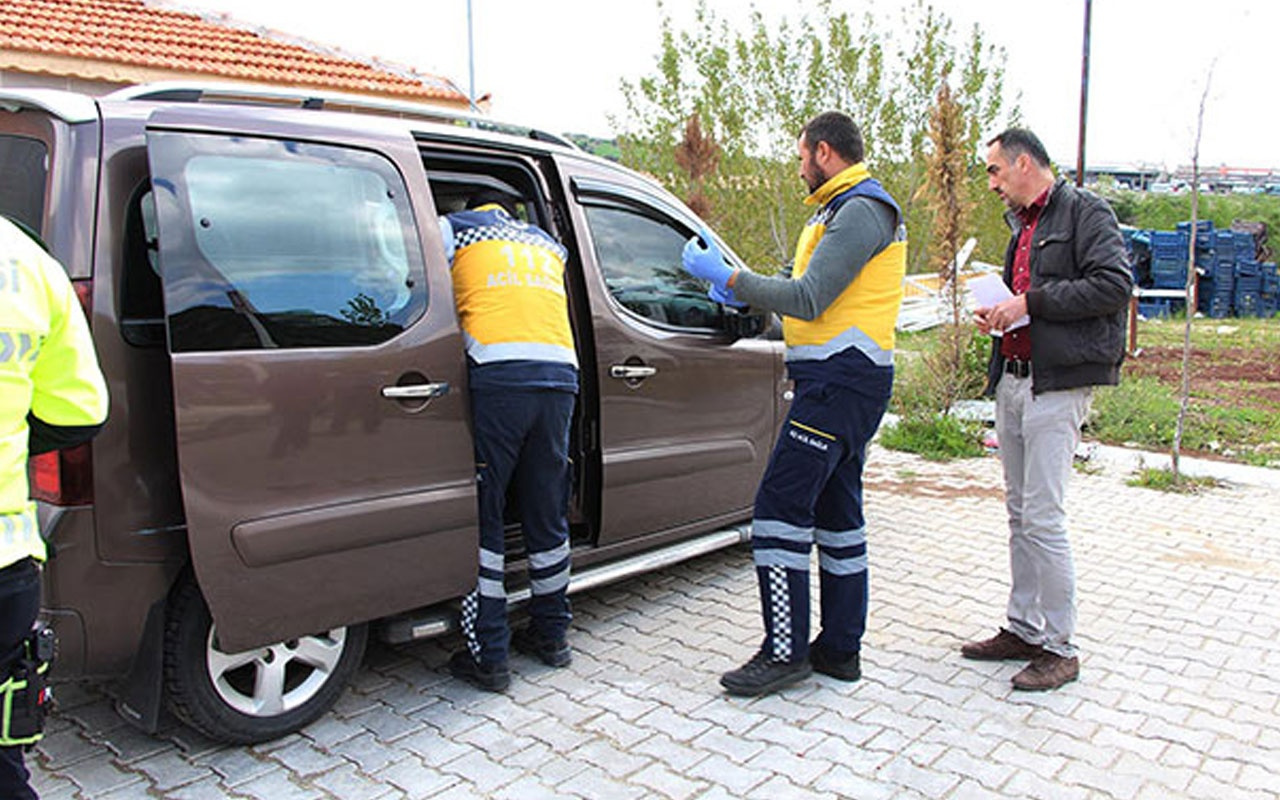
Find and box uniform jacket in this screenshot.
[1,218,108,566]
[984,178,1133,395]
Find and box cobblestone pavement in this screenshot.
[30,445,1280,799]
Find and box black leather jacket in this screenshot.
[984,179,1133,395]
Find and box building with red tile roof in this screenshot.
[0,0,473,109]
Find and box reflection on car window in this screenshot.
[152,134,426,352]
[583,204,719,329]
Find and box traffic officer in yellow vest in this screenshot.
[1,216,108,799]
[682,111,906,696]
[438,191,578,692]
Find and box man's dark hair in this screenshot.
[801,111,864,164]
[987,128,1052,169]
[467,189,519,216]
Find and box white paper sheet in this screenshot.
[967,273,1029,334]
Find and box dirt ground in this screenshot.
[1126,345,1280,407]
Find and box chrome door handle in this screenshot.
[609,365,657,380]
[381,382,450,399]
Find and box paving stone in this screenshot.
[629,762,709,800]
[377,756,460,800]
[311,763,403,800]
[27,446,1280,800]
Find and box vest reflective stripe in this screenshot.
[0,506,42,565]
[448,210,577,368]
[782,166,907,365]
[462,334,577,366]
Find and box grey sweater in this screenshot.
[732,196,897,318]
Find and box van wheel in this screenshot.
[163,580,368,744]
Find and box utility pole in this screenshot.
[466,0,478,112]
[1076,0,1092,187]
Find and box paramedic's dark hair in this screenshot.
[801,111,865,164]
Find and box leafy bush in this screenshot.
[879,413,986,460]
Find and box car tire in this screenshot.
[163,579,368,744]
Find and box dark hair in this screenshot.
[987,128,1051,169]
[467,189,518,216]
[801,111,865,164]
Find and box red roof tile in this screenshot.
[0,0,468,103]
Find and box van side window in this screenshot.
[149,134,427,351]
[582,204,719,330]
[0,135,48,233]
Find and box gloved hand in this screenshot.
[681,229,734,290]
[708,283,747,308]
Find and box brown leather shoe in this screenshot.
[1011,653,1079,691]
[960,628,1044,661]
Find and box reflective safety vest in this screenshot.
[783,164,907,366]
[444,206,578,368]
[0,218,109,566]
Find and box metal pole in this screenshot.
[1076,0,1092,187]
[467,0,477,112]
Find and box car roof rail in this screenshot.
[103,81,578,150]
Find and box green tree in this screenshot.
[616,0,1016,273]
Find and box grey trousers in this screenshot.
[995,371,1092,657]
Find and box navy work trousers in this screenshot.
[0,558,40,800]
[750,379,889,663]
[461,388,575,665]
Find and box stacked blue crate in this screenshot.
[1176,220,1214,251]
[1234,260,1265,317]
[1149,230,1189,289]
[1198,230,1237,317]
[1260,262,1279,317]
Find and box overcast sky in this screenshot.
[164,0,1276,171]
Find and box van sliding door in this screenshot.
[145,108,477,651]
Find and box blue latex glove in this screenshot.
[708,283,747,308]
[681,229,734,290]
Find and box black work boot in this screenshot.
[512,626,572,668]
[809,643,861,682]
[448,650,511,692]
[720,650,812,697]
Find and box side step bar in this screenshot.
[379,523,751,644]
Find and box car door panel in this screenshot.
[560,168,782,544]
[145,109,477,652]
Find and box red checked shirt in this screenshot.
[1000,186,1050,362]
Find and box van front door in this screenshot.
[146,110,476,651]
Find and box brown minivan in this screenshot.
[0,82,787,743]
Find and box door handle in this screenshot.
[381,382,450,399]
[609,365,657,380]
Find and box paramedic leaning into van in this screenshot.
[681,111,906,697]
[438,191,578,693]
[1,216,109,799]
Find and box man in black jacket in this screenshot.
[961,128,1131,691]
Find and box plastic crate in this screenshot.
[1137,298,1183,319]
[1234,291,1263,317]
[1150,230,1190,254]
[1150,257,1188,289]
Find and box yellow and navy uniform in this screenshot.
[783,163,906,392]
[1,217,108,568]
[746,164,906,668]
[443,205,577,393]
[439,204,577,670]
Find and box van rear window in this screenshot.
[0,135,48,233]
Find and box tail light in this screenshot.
[30,445,94,505]
[29,278,98,507]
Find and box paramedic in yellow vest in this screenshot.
[438,191,578,692]
[682,111,906,697]
[1,216,108,799]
